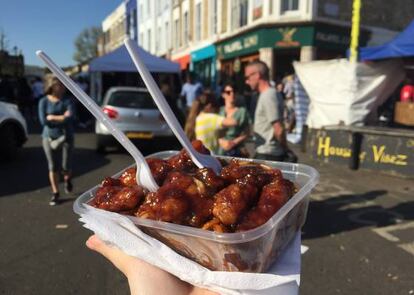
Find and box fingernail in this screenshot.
[86,235,98,249]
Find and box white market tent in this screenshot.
[293,59,405,128]
[89,45,180,73]
[89,45,180,101]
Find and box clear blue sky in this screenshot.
[0,0,121,67]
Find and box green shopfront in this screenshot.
[191,45,216,89]
[216,22,369,87]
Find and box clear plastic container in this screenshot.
[73,151,319,272]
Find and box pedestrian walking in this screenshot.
[287,75,309,144]
[31,77,45,121]
[244,60,297,162]
[31,76,44,102]
[0,75,16,103]
[38,77,76,205]
[15,77,35,121]
[180,72,203,115]
[161,78,185,126]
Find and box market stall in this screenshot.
[294,20,414,178]
[89,45,180,103]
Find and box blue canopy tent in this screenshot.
[359,20,414,61]
[89,45,180,73]
[88,45,180,102]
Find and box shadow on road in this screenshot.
[0,146,111,197]
[303,190,414,239]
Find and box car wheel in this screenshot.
[0,124,19,161]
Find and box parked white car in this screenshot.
[0,101,28,160]
[95,87,174,152]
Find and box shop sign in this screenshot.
[262,26,313,48]
[275,27,301,47]
[314,24,370,49]
[216,31,261,59]
[308,128,413,177]
[315,31,350,47]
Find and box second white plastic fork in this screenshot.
[124,38,222,174]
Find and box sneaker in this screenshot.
[64,179,73,194]
[49,192,60,206]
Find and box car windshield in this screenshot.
[107,90,156,109]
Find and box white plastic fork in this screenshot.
[36,50,159,192]
[124,38,222,174]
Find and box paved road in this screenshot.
[0,131,413,294]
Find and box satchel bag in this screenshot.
[48,134,66,150]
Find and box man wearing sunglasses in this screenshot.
[245,60,296,162]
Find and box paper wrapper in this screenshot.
[80,205,306,295]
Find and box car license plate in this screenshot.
[126,132,154,139]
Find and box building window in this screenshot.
[147,29,151,51]
[139,4,143,22]
[156,26,161,51]
[157,1,161,16]
[231,0,249,30]
[240,0,248,26]
[174,19,180,48]
[252,0,263,20]
[140,32,144,47]
[128,8,137,40]
[147,0,150,16]
[281,0,299,12]
[165,21,170,50]
[183,11,189,45]
[195,3,201,41]
[211,0,217,35]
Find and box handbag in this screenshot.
[48,134,66,150]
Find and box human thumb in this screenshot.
[86,234,130,275]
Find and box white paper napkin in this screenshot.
[80,205,303,295]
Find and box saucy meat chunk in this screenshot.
[221,160,282,187]
[136,183,190,224]
[163,171,215,227]
[146,158,172,185]
[167,140,211,172]
[236,179,295,231]
[212,183,258,226]
[101,177,122,187]
[93,185,144,212]
[194,168,226,196]
[119,167,137,186]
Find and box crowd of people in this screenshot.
[0,74,91,127]
[179,60,299,163]
[0,75,42,122]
